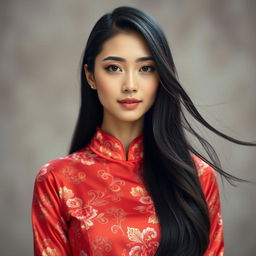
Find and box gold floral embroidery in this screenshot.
[126,227,159,255]
[89,127,143,161]
[42,247,59,256]
[32,128,224,255]
[105,207,127,235]
[130,186,147,197]
[37,237,60,256]
[59,187,99,230]
[73,205,98,230]
[97,130,123,160]
[33,193,54,219]
[58,186,74,199]
[191,154,211,177]
[69,202,98,230]
[36,163,53,182]
[129,139,144,160]
[130,186,158,224]
[61,166,86,184]
[97,169,125,192]
[87,190,109,206]
[55,219,68,243]
[91,236,112,255]
[70,149,98,165]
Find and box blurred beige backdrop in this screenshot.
[1,0,255,255]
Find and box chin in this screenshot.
[116,114,144,123]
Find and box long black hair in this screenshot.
[69,6,255,255]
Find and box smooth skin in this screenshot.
[84,32,159,158]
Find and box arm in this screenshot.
[199,164,224,256]
[31,164,72,255]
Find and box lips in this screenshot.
[118,98,142,103]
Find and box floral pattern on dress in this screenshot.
[33,193,54,219]
[58,187,100,230]
[192,154,212,176]
[69,148,99,165]
[126,227,159,256]
[61,166,86,184]
[36,163,52,182]
[76,168,127,209]
[97,169,126,193]
[70,205,98,230]
[94,129,123,160]
[55,219,68,243]
[91,236,112,256]
[89,127,143,161]
[127,137,144,160]
[42,247,59,256]
[130,186,158,224]
[105,207,127,235]
[59,186,74,200]
[32,127,224,255]
[34,234,61,256]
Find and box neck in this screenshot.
[100,118,144,157]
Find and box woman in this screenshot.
[31,6,255,256]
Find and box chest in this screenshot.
[59,162,160,255]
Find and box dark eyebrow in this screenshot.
[102,56,154,62]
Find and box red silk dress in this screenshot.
[32,126,224,255]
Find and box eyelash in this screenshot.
[104,65,156,73]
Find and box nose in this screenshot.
[122,70,138,92]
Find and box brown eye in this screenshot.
[140,66,155,72]
[105,65,122,72]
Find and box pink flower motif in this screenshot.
[146,204,156,215]
[70,205,98,230]
[61,166,86,184]
[139,196,153,204]
[106,207,127,219]
[71,206,97,220]
[66,197,83,208]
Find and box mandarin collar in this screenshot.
[88,126,144,162]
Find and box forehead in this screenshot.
[97,32,152,59]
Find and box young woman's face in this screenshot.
[85,31,159,125]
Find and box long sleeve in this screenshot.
[31,165,72,256]
[200,165,224,256]
[30,127,158,255]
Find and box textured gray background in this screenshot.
[1,0,255,255]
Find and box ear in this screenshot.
[84,64,96,89]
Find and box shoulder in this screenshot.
[191,154,221,201]
[191,154,219,191]
[191,154,217,179]
[32,147,97,185]
[33,157,73,184]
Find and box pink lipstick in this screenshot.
[117,98,142,110]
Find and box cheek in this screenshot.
[145,79,159,102]
[95,74,118,103]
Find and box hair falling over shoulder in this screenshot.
[68,6,256,256]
